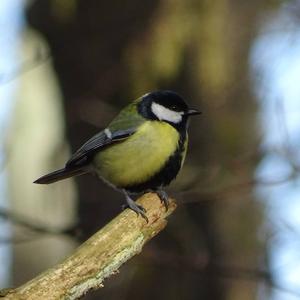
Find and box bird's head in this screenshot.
[138,90,200,128]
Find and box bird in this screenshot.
[34,90,200,221]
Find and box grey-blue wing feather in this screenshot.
[66,128,135,167]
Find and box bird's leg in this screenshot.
[155,189,170,211]
[122,190,148,222]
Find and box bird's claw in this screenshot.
[155,190,170,211]
[123,193,148,222]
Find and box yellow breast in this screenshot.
[93,121,180,187]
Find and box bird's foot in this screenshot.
[155,189,170,211]
[123,192,148,222]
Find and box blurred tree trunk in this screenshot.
[27,0,273,299]
[27,0,160,235]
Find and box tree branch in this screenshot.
[2,193,176,300]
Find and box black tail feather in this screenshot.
[34,167,87,184]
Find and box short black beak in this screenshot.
[185,109,201,116]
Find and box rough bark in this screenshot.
[2,193,176,300]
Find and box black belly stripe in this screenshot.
[125,130,187,193]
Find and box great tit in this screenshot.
[34,90,200,220]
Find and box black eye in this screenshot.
[171,105,179,111]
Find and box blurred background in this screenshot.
[1,0,300,299]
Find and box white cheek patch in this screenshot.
[151,102,183,124]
